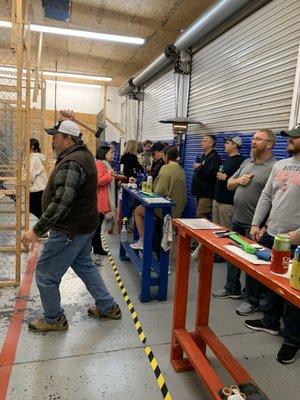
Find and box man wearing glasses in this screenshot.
[245,125,300,364]
[213,129,277,317]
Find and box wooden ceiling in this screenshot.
[0,0,215,86]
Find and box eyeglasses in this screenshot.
[252,137,273,142]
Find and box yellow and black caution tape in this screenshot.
[101,234,172,400]
[145,346,172,400]
[102,236,146,344]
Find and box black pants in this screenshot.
[30,191,43,218]
[92,213,105,252]
[261,232,300,347]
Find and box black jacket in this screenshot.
[120,153,144,178]
[151,158,165,182]
[214,154,245,205]
[191,149,222,199]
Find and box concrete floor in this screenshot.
[0,231,299,400]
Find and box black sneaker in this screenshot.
[244,319,280,335]
[93,248,108,256]
[213,288,242,299]
[276,343,298,364]
[214,254,225,263]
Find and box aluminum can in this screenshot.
[142,180,147,192]
[146,175,153,193]
[290,246,300,291]
[270,234,291,274]
[273,234,291,251]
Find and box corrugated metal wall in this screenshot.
[141,68,175,142]
[188,0,300,134]
[184,0,300,217]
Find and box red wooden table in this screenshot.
[170,219,300,399]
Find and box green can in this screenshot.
[274,234,291,251]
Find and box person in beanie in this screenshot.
[150,141,166,181]
[21,111,121,333]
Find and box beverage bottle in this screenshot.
[120,217,128,242]
[219,165,224,173]
[142,179,147,192]
[270,234,291,274]
[290,246,300,290]
[146,175,153,193]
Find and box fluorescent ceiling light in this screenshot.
[43,71,111,81]
[45,80,102,88]
[0,73,101,87]
[31,24,144,44]
[0,21,11,28]
[0,20,144,45]
[0,66,111,81]
[0,72,31,80]
[0,66,18,73]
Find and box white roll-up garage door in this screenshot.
[141,68,175,142]
[184,0,300,217]
[122,96,139,140]
[188,0,300,134]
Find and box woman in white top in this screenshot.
[29,138,48,218]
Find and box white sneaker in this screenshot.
[130,238,143,250]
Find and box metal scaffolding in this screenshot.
[0,0,32,287]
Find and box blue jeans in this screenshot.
[225,218,250,294]
[36,229,115,323]
[260,232,300,347]
[225,218,264,304]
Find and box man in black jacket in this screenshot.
[191,135,222,219]
[213,136,245,229]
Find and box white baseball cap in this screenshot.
[57,120,81,137]
[226,136,243,147]
[45,120,81,137]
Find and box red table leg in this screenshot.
[170,232,194,372]
[195,244,214,353]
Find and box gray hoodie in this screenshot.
[252,156,300,237]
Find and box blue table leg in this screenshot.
[119,189,130,261]
[140,207,154,302]
[133,199,140,242]
[157,207,172,301]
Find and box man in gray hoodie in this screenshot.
[245,125,300,364]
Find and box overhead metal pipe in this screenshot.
[118,0,269,96]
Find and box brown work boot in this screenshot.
[88,304,122,320]
[28,315,69,332]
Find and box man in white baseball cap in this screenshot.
[227,135,243,148]
[21,110,122,333]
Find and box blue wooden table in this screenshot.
[119,184,175,302]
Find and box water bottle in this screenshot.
[120,217,128,242]
[146,175,153,193]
